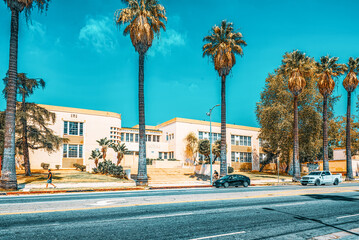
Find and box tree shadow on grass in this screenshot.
[262,207,359,238]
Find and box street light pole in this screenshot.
[207,104,220,185]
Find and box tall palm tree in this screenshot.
[96,138,111,160]
[1,0,50,190]
[203,20,247,177]
[115,0,167,185]
[316,56,346,171]
[343,57,359,181]
[89,149,102,168]
[111,143,128,166]
[4,73,45,176]
[281,50,314,181]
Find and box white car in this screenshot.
[300,171,342,186]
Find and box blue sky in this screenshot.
[1,0,359,128]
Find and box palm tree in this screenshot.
[1,0,50,189]
[316,56,346,171]
[89,149,102,167]
[4,73,45,176]
[343,57,359,181]
[281,50,314,181]
[203,20,247,177]
[111,143,128,166]
[96,138,111,160]
[115,0,167,185]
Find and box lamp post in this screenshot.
[207,104,220,185]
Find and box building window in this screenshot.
[63,144,68,158]
[64,121,83,136]
[126,133,130,142]
[63,144,83,158]
[166,134,168,141]
[159,152,163,159]
[231,135,252,146]
[147,135,151,142]
[231,135,235,145]
[121,133,124,141]
[164,152,168,159]
[135,134,139,143]
[130,133,134,142]
[199,131,203,140]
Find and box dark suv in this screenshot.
[213,174,251,188]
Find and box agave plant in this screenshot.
[316,56,346,171]
[203,20,246,176]
[343,57,359,180]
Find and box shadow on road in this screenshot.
[262,207,359,237]
[303,194,359,202]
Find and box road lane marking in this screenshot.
[89,199,125,206]
[273,202,307,207]
[0,188,356,216]
[190,231,246,240]
[135,212,193,219]
[337,213,359,219]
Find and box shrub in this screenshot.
[146,158,153,165]
[41,162,50,170]
[55,165,60,170]
[93,160,125,178]
[73,163,86,172]
[228,166,234,174]
[168,158,178,161]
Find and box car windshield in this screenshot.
[308,172,321,175]
[220,176,229,180]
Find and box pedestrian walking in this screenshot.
[46,169,56,188]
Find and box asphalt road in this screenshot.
[1,183,359,240]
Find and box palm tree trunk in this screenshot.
[346,92,353,180]
[293,95,300,181]
[323,95,329,171]
[137,52,147,185]
[220,75,227,177]
[21,93,31,176]
[0,8,19,190]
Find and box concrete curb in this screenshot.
[149,185,213,190]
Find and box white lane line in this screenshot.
[135,212,193,220]
[190,231,246,240]
[273,202,307,207]
[89,199,125,206]
[337,213,359,219]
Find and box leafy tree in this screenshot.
[89,149,102,167]
[315,56,346,171]
[257,51,338,176]
[96,138,111,160]
[111,142,128,166]
[2,0,51,189]
[115,0,167,185]
[343,57,359,180]
[203,20,247,177]
[331,116,359,156]
[198,139,210,164]
[280,50,315,181]
[184,132,198,164]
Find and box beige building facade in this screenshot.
[27,105,263,171]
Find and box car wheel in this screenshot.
[301,183,307,186]
[223,182,229,188]
[243,181,249,187]
[215,186,220,188]
[333,179,339,185]
[235,186,238,188]
[315,180,320,186]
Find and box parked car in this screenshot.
[300,171,342,186]
[213,174,250,188]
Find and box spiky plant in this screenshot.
[343,57,359,180]
[115,0,167,186]
[111,143,128,166]
[1,0,51,190]
[96,138,111,160]
[316,56,346,171]
[203,20,247,176]
[89,149,102,168]
[280,50,314,181]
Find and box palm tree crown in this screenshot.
[202,20,247,77]
[4,0,50,15]
[111,143,128,166]
[115,0,167,54]
[316,56,346,97]
[89,149,102,167]
[281,50,314,95]
[96,138,111,159]
[343,57,359,92]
